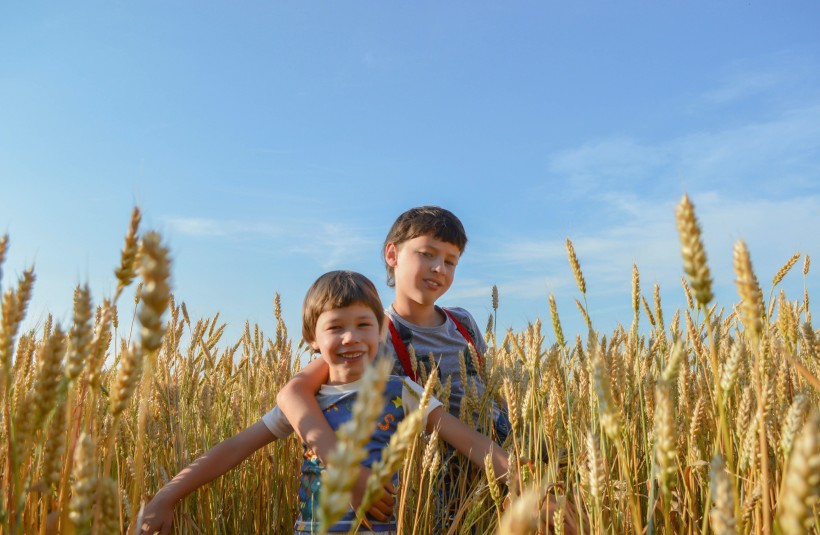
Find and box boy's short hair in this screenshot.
[383,206,468,287]
[302,270,384,343]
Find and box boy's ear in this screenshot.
[385,242,398,267]
[309,340,320,351]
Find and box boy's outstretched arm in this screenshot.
[140,421,275,535]
[427,406,509,480]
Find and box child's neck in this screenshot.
[391,298,445,327]
[326,370,363,386]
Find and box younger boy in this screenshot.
[140,270,508,534]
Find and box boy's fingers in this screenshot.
[366,496,393,520]
[363,486,394,520]
[366,507,389,522]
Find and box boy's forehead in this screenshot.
[402,234,462,255]
[319,302,380,318]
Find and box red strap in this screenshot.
[442,309,483,365]
[388,318,417,381]
[387,309,483,381]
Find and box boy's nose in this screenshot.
[341,330,357,343]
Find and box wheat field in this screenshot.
[0,198,818,534]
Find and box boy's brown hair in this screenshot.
[383,206,468,287]
[302,270,385,343]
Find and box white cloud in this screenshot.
[701,71,783,105]
[287,223,379,269]
[546,102,820,199]
[164,215,381,271]
[697,51,816,107]
[164,217,283,239]
[548,137,667,195]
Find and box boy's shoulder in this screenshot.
[439,306,477,325]
[385,305,478,328]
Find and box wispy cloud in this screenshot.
[546,102,820,199]
[164,217,284,239]
[164,215,381,270]
[289,223,379,269]
[547,137,668,196]
[701,71,784,105]
[697,51,817,107]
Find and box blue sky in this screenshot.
[2,2,818,348]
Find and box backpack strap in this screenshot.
[387,318,417,382]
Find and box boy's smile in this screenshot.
[310,303,382,385]
[386,235,460,321]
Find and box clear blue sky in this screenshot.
[2,2,818,348]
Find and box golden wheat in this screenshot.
[0,204,816,535]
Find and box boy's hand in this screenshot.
[139,494,175,535]
[352,466,396,521]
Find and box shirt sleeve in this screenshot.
[260,405,294,439]
[401,379,443,429]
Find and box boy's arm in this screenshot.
[427,406,508,480]
[276,358,395,520]
[140,421,275,535]
[276,358,337,460]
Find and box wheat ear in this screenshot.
[66,285,93,382]
[733,240,763,342]
[114,206,141,299]
[549,294,565,348]
[709,455,737,535]
[68,432,97,534]
[675,194,713,307]
[776,409,819,534]
[566,238,586,295]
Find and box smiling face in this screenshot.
[385,235,461,310]
[310,303,382,385]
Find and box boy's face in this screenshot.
[385,235,461,307]
[310,303,382,385]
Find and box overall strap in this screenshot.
[387,318,417,382]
